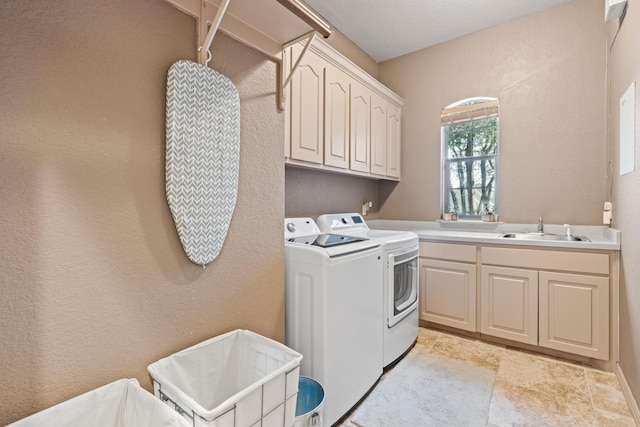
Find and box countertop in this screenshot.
[366,219,620,251]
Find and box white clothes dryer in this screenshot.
[284,218,383,426]
[317,213,419,368]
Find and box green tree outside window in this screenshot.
[442,98,499,218]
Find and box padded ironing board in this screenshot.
[165,60,240,266]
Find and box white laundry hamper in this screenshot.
[148,329,303,427]
[7,378,190,427]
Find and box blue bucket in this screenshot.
[294,377,324,427]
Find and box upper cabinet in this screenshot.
[324,65,350,169]
[288,43,325,164]
[349,82,371,173]
[386,103,402,179]
[370,95,402,179]
[284,35,404,181]
[370,93,387,176]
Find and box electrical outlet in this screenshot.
[362,201,373,216]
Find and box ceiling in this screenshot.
[304,0,575,62]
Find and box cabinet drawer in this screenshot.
[481,247,608,275]
[420,242,476,263]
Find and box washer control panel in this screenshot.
[284,218,321,239]
[317,213,368,232]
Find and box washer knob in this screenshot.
[286,223,296,233]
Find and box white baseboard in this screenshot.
[616,363,640,425]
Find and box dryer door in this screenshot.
[388,247,419,327]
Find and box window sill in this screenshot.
[436,219,503,230]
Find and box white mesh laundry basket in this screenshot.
[8,378,191,427]
[148,329,303,427]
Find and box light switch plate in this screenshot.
[605,0,627,21]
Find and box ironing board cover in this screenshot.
[165,60,240,266]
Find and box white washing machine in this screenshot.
[284,218,383,426]
[317,213,419,368]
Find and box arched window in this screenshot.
[441,97,499,219]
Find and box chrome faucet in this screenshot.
[537,217,544,233]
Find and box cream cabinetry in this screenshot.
[419,242,477,332]
[349,82,371,172]
[539,271,609,360]
[386,103,402,179]
[323,65,350,169]
[417,240,614,362]
[480,246,610,360]
[369,95,402,178]
[285,35,403,181]
[370,94,387,176]
[288,44,324,164]
[480,266,538,345]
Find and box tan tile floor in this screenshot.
[341,326,636,426]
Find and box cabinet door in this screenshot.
[324,66,350,169]
[386,103,401,179]
[539,272,609,360]
[419,259,476,332]
[370,94,387,176]
[289,47,324,164]
[481,266,538,345]
[350,82,371,172]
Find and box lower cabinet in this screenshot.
[480,266,538,345]
[479,247,610,361]
[539,271,609,360]
[419,242,477,332]
[420,259,476,332]
[419,243,612,361]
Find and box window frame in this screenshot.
[440,97,500,220]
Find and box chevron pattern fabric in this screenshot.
[165,60,240,266]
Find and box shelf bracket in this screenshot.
[164,0,332,110]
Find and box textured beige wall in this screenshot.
[285,167,379,218]
[608,0,640,412]
[377,0,607,225]
[0,1,284,424]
